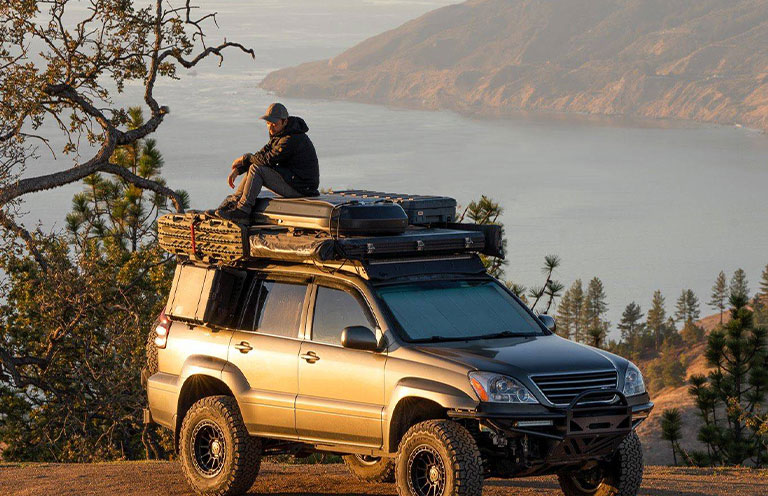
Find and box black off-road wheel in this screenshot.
[558,431,644,496]
[395,420,483,496]
[179,396,261,496]
[343,454,395,482]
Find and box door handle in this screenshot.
[234,341,253,353]
[301,351,320,363]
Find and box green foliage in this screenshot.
[729,268,750,302]
[0,114,180,461]
[529,255,562,314]
[583,277,609,347]
[661,408,683,466]
[66,108,189,252]
[646,290,671,351]
[618,301,645,349]
[645,342,686,392]
[674,289,700,325]
[688,298,768,466]
[709,271,728,324]
[556,280,583,340]
[462,196,506,278]
[760,265,768,300]
[680,321,705,346]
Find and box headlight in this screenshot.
[469,372,538,404]
[623,363,646,396]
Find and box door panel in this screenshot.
[230,332,302,438]
[228,279,309,439]
[296,285,386,447]
[296,342,386,445]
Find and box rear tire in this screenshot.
[395,420,483,496]
[343,454,395,482]
[557,431,643,496]
[179,395,261,496]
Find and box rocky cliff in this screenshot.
[261,0,768,131]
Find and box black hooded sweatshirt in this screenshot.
[236,116,320,196]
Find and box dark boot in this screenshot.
[216,206,251,224]
[206,195,239,216]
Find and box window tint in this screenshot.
[240,280,306,338]
[312,286,374,346]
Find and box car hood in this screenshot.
[411,334,624,379]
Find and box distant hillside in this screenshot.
[262,0,768,131]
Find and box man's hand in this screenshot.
[231,154,248,170]
[227,168,239,189]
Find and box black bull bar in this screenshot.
[485,389,635,463]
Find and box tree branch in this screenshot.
[0,209,49,271]
[101,162,184,212]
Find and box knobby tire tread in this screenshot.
[180,395,261,496]
[395,419,483,496]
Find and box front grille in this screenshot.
[532,370,618,406]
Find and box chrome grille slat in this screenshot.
[532,370,618,405]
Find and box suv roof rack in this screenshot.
[158,190,503,266]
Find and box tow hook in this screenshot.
[479,423,508,447]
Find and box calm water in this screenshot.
[21,0,768,334]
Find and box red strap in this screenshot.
[190,221,197,254]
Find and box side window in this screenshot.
[312,286,374,346]
[239,280,306,338]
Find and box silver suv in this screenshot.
[145,257,652,496]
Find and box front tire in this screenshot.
[395,420,483,496]
[343,454,395,482]
[558,431,644,496]
[179,395,261,496]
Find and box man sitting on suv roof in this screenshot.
[216,102,320,223]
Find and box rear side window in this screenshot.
[239,280,306,338]
[312,286,374,346]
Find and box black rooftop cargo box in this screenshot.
[331,190,456,225]
[252,195,409,235]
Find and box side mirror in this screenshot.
[341,326,379,352]
[538,314,556,333]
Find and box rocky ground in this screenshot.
[1,461,767,496]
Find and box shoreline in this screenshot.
[259,81,767,137]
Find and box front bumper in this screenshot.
[449,390,653,465]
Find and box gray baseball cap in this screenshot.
[260,102,289,123]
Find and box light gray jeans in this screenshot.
[232,164,303,210]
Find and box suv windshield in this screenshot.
[376,280,545,342]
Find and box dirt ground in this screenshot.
[1,461,767,496]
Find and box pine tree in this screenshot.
[66,107,188,253]
[556,286,574,339]
[647,290,667,351]
[618,302,645,349]
[583,277,609,347]
[530,255,561,312]
[661,408,683,466]
[756,265,768,328]
[709,271,728,324]
[730,268,750,302]
[688,292,768,466]
[464,196,506,278]
[675,289,701,325]
[557,280,584,341]
[543,280,564,314]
